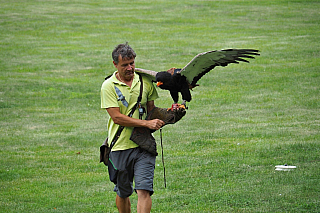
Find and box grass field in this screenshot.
[1,0,319,212]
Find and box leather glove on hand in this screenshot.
[146,107,186,132]
[130,107,186,156]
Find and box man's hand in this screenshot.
[146,119,165,130]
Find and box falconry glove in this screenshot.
[148,107,186,131]
[130,107,186,156]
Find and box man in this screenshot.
[101,43,165,213]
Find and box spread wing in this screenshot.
[179,49,260,86]
[135,68,158,81]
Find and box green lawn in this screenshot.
[1,0,319,212]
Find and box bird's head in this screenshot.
[155,72,172,89]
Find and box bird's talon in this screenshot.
[178,104,186,110]
[170,103,180,111]
[167,103,187,111]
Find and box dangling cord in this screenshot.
[160,128,166,188]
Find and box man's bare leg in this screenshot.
[116,195,131,213]
[136,190,152,213]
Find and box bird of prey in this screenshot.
[135,49,260,110]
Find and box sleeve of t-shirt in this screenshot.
[101,80,119,109]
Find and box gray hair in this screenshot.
[112,42,136,64]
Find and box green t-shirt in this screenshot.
[101,71,159,151]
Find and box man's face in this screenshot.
[113,55,135,81]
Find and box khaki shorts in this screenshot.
[109,147,156,198]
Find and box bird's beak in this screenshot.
[156,81,163,87]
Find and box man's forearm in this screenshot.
[110,112,149,127]
[106,107,164,130]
